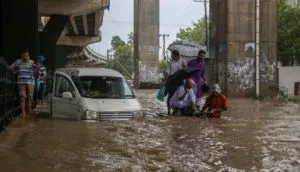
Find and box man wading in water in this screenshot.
[10,49,35,117]
[200,84,228,118]
[164,50,187,115]
[169,78,196,116]
[187,50,207,109]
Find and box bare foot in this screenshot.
[20,113,27,119]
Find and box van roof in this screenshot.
[56,67,124,78]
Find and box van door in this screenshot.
[51,72,82,120]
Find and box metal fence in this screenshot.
[0,57,20,132]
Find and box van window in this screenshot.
[78,76,134,99]
[55,75,75,97]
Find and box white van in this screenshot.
[49,67,142,120]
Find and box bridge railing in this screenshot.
[0,57,20,131]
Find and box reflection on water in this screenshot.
[0,90,299,172]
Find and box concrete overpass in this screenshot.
[39,0,108,46]
[0,0,109,69]
[65,46,107,67]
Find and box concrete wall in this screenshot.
[134,0,160,83]
[209,0,277,97]
[279,66,300,95]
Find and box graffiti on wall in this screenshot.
[139,63,160,84]
[227,57,276,93]
[227,43,276,92]
[225,43,277,94]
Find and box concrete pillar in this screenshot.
[134,0,160,84]
[39,15,68,70]
[55,45,77,68]
[210,0,277,97]
[1,0,39,64]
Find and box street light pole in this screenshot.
[106,49,111,62]
[255,0,260,98]
[159,33,169,61]
[194,0,209,47]
[204,0,208,46]
[133,0,140,88]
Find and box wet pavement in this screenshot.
[0,90,299,172]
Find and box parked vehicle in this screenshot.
[126,79,134,88]
[49,67,142,120]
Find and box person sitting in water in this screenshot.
[169,78,196,116]
[200,84,228,118]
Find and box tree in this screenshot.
[176,18,206,45]
[158,60,167,73]
[107,35,133,79]
[111,36,126,50]
[278,0,300,52]
[127,32,134,46]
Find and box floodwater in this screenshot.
[0,90,300,172]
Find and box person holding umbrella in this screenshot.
[187,49,207,109]
[164,50,187,81]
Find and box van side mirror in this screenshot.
[62,92,73,99]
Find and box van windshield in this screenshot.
[77,76,135,99]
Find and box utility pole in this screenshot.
[133,0,140,88]
[159,34,169,61]
[255,0,260,98]
[194,0,209,47]
[106,49,111,62]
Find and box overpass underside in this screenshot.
[0,0,109,69]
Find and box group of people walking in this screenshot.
[9,49,47,117]
[162,49,228,118]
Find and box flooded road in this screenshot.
[0,90,300,172]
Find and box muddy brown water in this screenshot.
[0,90,299,172]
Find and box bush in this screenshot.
[159,60,167,73]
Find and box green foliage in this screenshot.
[176,18,206,45]
[111,36,126,50]
[278,0,300,52]
[107,35,133,79]
[158,60,167,72]
[269,83,300,102]
[127,32,134,46]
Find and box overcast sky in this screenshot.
[89,0,206,59]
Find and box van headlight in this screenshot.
[82,110,98,120]
[133,110,144,118]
